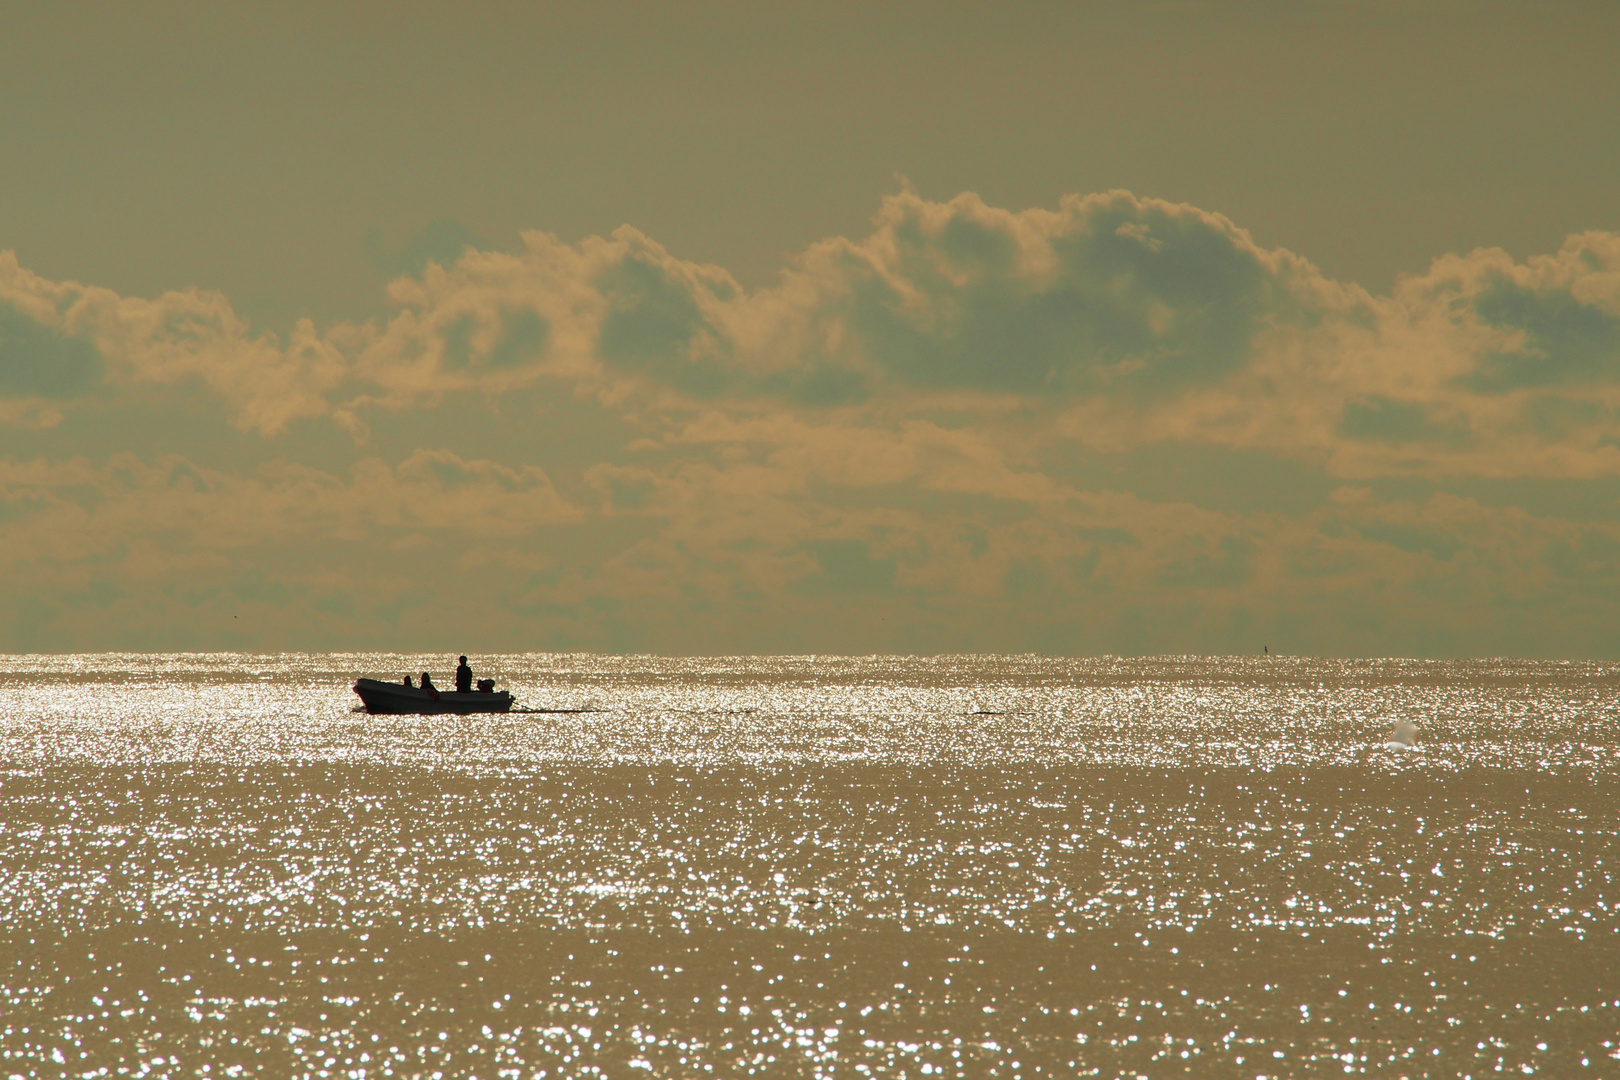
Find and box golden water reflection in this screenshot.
[1,654,1617,1077]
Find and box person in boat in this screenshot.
[419,671,439,698]
[403,675,414,688]
[455,655,473,693]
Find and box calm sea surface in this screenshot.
[1,654,1617,1079]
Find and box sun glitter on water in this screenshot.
[1,653,1618,1078]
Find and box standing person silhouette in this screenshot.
[455,655,473,693]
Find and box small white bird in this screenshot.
[1385,719,1420,750]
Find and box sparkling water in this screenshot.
[2,653,1617,1078]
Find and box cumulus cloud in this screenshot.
[0,251,348,436]
[7,191,1620,476]
[347,190,1325,411]
[3,190,1620,652]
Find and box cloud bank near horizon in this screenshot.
[3,189,1620,655]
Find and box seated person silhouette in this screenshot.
[456,655,473,693]
[403,675,414,688]
[419,671,439,698]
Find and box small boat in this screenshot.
[353,677,514,715]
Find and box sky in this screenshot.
[2,0,1619,656]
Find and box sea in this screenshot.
[1,653,1617,1080]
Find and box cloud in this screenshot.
[0,251,347,436]
[1337,396,1469,446]
[7,191,1620,477]
[3,191,1620,652]
[1426,233,1620,393]
[802,190,1307,397]
[364,218,481,280]
[0,298,103,401]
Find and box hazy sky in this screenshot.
[2,1,1619,655]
